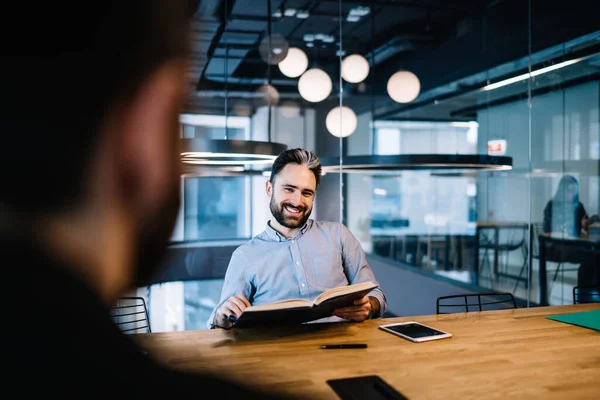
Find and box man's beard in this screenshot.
[270,196,312,230]
[130,182,180,288]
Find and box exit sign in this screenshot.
[487,139,507,155]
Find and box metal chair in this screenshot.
[478,225,528,291]
[110,296,151,334]
[530,222,578,302]
[436,292,517,314]
[573,285,600,304]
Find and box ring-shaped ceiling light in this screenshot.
[181,138,287,166]
[181,165,272,178]
[320,154,513,173]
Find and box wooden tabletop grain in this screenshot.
[134,304,600,399]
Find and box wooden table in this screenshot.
[538,232,600,305]
[134,304,600,399]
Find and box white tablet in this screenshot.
[379,321,452,342]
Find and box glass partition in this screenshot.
[140,0,600,331]
[338,0,600,315]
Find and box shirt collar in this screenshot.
[265,219,313,242]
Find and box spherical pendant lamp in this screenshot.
[258,33,289,65]
[298,68,332,103]
[254,84,280,108]
[387,70,421,103]
[341,54,370,83]
[278,47,308,78]
[325,106,358,138]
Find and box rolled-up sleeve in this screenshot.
[206,249,251,329]
[339,224,387,317]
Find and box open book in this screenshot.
[232,281,379,328]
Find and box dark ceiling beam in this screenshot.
[229,12,340,21]
[200,74,297,86]
[276,0,327,45]
[342,3,386,45]
[321,0,479,12]
[198,0,288,89]
[185,1,223,113]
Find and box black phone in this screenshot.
[326,375,408,400]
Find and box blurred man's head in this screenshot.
[0,1,197,293]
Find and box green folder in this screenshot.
[547,308,600,332]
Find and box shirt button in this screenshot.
[296,261,300,265]
[301,283,305,288]
[291,240,295,244]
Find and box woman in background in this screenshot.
[543,175,590,236]
[542,175,598,286]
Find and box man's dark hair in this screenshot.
[0,1,196,215]
[269,148,322,188]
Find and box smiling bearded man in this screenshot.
[207,148,387,330]
[268,160,315,230]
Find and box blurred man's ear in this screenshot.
[116,60,188,217]
[266,180,273,197]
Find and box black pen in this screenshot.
[319,344,368,349]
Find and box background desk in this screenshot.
[135,304,600,399]
[538,233,600,305]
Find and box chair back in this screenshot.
[573,286,600,304]
[436,292,517,314]
[479,226,526,251]
[110,296,151,334]
[530,222,544,259]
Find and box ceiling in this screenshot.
[184,0,600,122]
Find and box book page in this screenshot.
[314,281,377,305]
[244,298,313,312]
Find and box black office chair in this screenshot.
[110,296,152,334]
[573,285,600,304]
[436,292,517,314]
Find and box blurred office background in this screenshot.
[130,0,600,331]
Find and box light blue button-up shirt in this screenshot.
[207,219,387,328]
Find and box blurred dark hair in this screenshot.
[269,148,322,188]
[553,175,580,204]
[0,1,196,214]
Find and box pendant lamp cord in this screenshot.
[224,0,229,140]
[370,4,376,155]
[266,0,273,143]
[338,0,343,224]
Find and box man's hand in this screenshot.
[214,295,250,329]
[333,295,380,322]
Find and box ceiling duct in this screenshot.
[200,0,285,87]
